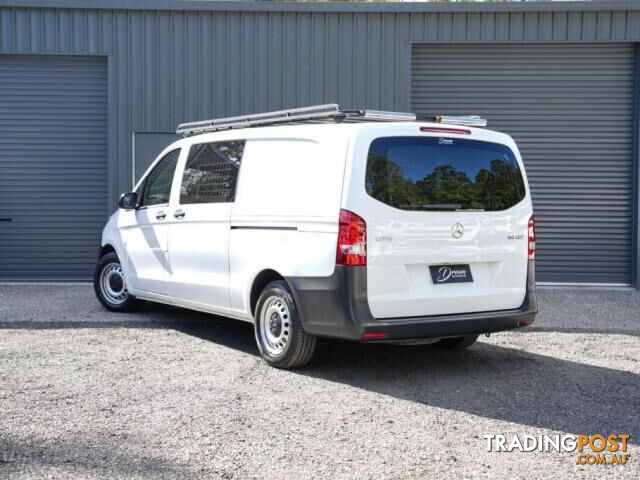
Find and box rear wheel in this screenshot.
[93,251,143,312]
[254,280,316,368]
[436,334,479,350]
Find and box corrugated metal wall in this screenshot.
[2,5,640,204]
[412,44,635,285]
[0,2,638,284]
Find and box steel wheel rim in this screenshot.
[100,262,129,305]
[259,295,291,356]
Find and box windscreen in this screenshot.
[365,136,526,212]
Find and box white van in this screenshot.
[94,105,537,368]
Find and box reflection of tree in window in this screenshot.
[417,165,472,207]
[366,153,419,208]
[365,137,525,212]
[181,141,244,204]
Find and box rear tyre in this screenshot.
[435,334,479,350]
[254,280,317,369]
[93,251,144,312]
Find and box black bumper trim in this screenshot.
[286,261,538,342]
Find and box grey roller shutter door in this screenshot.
[412,44,635,285]
[0,56,108,281]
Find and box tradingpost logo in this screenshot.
[484,434,632,466]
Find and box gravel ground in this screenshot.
[0,285,638,479]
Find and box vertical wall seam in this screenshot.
[237,11,242,110]
[337,12,342,105]
[84,8,88,52]
[465,12,469,42]
[537,12,541,41]
[142,11,146,129]
[225,13,230,115]
[155,10,159,130]
[365,13,370,105]
[625,10,629,40]
[322,12,327,103]
[379,12,383,107]
[126,10,131,187]
[393,12,398,109]
[280,13,287,108]
[632,44,640,287]
[296,12,300,106]
[254,12,258,112]
[351,12,356,105]
[25,7,30,51]
[97,8,102,53]
[609,9,613,41]
[310,12,315,104]
[68,8,73,51]
[267,12,272,110]
[181,11,189,119]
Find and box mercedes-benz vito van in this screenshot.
[94,104,537,368]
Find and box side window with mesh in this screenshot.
[180,141,244,204]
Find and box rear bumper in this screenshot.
[286,261,537,342]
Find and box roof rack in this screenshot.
[176,103,486,136]
[176,104,415,136]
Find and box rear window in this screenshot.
[365,136,526,212]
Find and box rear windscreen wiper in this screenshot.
[420,204,462,211]
[397,204,485,212]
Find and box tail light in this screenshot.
[528,215,536,260]
[336,209,366,266]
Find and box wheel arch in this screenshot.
[249,269,289,317]
[99,243,116,258]
[96,238,133,289]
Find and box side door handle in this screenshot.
[155,211,166,220]
[174,209,186,219]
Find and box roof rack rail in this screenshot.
[176,104,416,136]
[176,104,487,136]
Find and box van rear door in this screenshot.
[349,129,532,319]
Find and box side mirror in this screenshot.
[119,192,138,210]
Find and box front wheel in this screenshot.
[93,251,144,312]
[254,280,317,368]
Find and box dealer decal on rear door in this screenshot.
[429,264,474,284]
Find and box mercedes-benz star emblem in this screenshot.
[451,223,464,239]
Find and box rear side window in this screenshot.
[365,136,526,212]
[180,140,245,204]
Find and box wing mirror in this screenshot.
[119,192,138,210]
